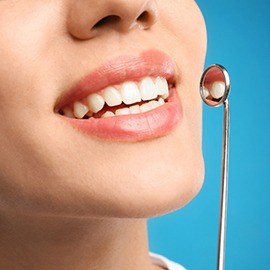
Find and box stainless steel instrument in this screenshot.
[200,64,231,270]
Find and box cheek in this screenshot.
[159,1,207,67]
[0,1,64,110]
[170,1,206,142]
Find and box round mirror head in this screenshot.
[200,64,230,107]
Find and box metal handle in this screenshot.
[217,100,230,270]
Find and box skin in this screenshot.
[0,0,207,269]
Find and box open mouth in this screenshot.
[58,76,172,120]
[55,49,182,141]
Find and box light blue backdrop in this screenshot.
[148,1,270,269]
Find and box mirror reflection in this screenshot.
[200,64,230,107]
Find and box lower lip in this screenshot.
[63,89,182,142]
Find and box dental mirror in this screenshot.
[200,64,230,270]
[200,64,230,107]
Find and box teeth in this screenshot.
[115,108,130,116]
[139,77,158,101]
[63,76,170,119]
[70,98,166,119]
[73,102,88,119]
[158,98,165,105]
[129,105,141,114]
[102,86,122,107]
[103,99,163,118]
[202,86,210,98]
[120,81,141,105]
[155,77,168,97]
[101,111,115,118]
[161,85,169,100]
[148,100,160,109]
[155,76,169,99]
[140,103,152,112]
[87,93,105,113]
[63,108,75,118]
[211,81,225,99]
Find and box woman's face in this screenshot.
[0,0,206,218]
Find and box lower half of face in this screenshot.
[0,0,206,218]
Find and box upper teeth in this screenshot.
[210,81,225,99]
[203,81,225,99]
[62,76,170,119]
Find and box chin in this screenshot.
[4,159,204,220]
[28,152,204,220]
[58,132,204,219]
[80,146,206,219]
[114,158,205,219]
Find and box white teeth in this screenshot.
[64,76,170,119]
[120,81,141,105]
[155,77,168,97]
[211,81,225,99]
[129,105,141,114]
[73,102,88,119]
[140,103,152,113]
[161,83,169,100]
[115,108,130,116]
[102,86,122,107]
[148,100,161,110]
[139,77,158,101]
[68,98,166,119]
[202,86,210,98]
[87,93,105,113]
[158,98,165,105]
[101,111,115,118]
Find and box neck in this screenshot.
[0,211,160,270]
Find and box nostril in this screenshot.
[68,0,159,39]
[92,15,121,29]
[137,11,149,24]
[136,10,156,29]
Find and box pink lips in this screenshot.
[56,49,183,141]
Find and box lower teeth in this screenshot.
[94,98,166,119]
[84,98,165,119]
[61,98,166,119]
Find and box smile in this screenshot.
[55,50,183,141]
[60,76,170,119]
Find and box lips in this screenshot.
[55,49,183,141]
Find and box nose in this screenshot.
[67,0,159,40]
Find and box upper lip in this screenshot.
[55,49,176,112]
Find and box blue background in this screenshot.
[148,1,270,269]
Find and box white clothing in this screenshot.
[150,253,187,270]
